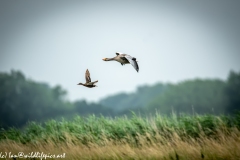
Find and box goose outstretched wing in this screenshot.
[116,52,123,56]
[124,55,139,72]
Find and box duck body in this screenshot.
[78,81,98,88]
[77,69,98,88]
[102,52,139,72]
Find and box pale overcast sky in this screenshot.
[0,0,240,102]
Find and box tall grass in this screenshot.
[1,112,240,159]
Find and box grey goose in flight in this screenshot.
[102,52,139,72]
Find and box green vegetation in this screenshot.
[0,70,240,128]
[1,113,240,159]
[100,83,168,111]
[0,113,239,144]
[0,71,113,128]
[147,79,227,114]
[225,70,240,113]
[100,70,240,115]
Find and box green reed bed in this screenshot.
[1,112,239,146]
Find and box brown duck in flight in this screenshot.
[102,52,139,72]
[77,69,98,88]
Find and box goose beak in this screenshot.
[102,58,106,61]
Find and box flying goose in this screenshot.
[77,69,98,88]
[102,52,139,72]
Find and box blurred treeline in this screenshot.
[100,71,240,115]
[0,70,239,128]
[0,71,114,128]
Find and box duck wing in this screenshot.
[85,69,91,83]
[87,80,98,85]
[124,55,139,72]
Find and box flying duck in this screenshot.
[77,69,98,88]
[102,52,139,72]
